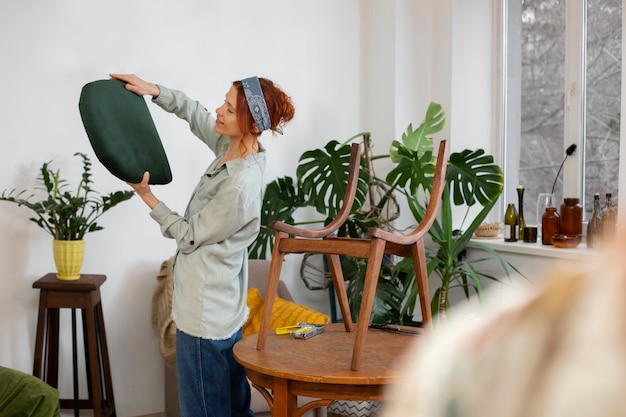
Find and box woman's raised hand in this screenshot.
[109,73,160,98]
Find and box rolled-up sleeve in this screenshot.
[153,85,221,150]
[150,178,256,254]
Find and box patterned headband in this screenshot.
[241,76,280,134]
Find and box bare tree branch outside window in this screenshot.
[517,0,621,225]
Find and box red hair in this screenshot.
[232,78,296,146]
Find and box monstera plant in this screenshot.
[250,102,516,324]
[385,105,511,317]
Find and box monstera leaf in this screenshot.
[446,149,504,207]
[386,102,445,195]
[297,140,369,219]
[386,141,435,196]
[390,102,444,156]
[248,176,304,259]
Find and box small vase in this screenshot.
[559,197,582,237]
[53,240,85,280]
[516,186,526,233]
[542,207,559,245]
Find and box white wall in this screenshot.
[0,1,363,415]
[0,1,499,416]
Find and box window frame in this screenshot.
[496,0,623,222]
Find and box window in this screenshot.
[501,0,622,226]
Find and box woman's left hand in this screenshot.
[128,171,160,209]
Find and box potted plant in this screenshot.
[0,152,134,280]
[385,105,516,318]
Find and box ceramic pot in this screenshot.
[52,240,85,280]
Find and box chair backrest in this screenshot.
[269,143,361,239]
[368,140,449,244]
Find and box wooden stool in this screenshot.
[32,273,116,417]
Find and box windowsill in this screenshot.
[468,237,602,261]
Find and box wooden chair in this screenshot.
[256,140,449,371]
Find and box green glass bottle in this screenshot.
[504,203,518,242]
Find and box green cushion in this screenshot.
[0,366,61,417]
[78,79,172,184]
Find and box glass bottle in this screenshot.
[559,197,582,237]
[516,186,526,234]
[504,203,518,242]
[542,207,559,245]
[602,193,617,247]
[586,193,603,249]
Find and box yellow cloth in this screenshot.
[243,287,330,337]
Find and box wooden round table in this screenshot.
[233,323,421,417]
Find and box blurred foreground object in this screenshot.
[383,238,625,417]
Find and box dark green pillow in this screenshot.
[79,79,172,184]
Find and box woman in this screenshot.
[110,73,295,417]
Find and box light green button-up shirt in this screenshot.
[149,86,265,340]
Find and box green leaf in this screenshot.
[248,176,304,260]
[386,103,444,196]
[446,149,504,207]
[386,146,434,196]
[341,256,405,324]
[390,102,444,158]
[297,140,369,218]
[0,153,134,240]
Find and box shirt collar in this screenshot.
[206,143,266,177]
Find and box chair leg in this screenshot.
[256,231,287,350]
[411,240,432,326]
[325,254,354,331]
[351,238,386,371]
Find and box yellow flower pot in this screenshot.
[53,240,85,280]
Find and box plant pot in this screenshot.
[52,240,85,280]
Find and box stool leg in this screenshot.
[72,309,79,417]
[84,304,103,417]
[45,308,60,386]
[81,308,94,403]
[96,302,115,414]
[33,291,48,378]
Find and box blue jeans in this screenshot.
[176,328,254,417]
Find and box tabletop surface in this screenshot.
[233,323,422,385]
[33,273,107,291]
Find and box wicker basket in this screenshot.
[474,222,501,238]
